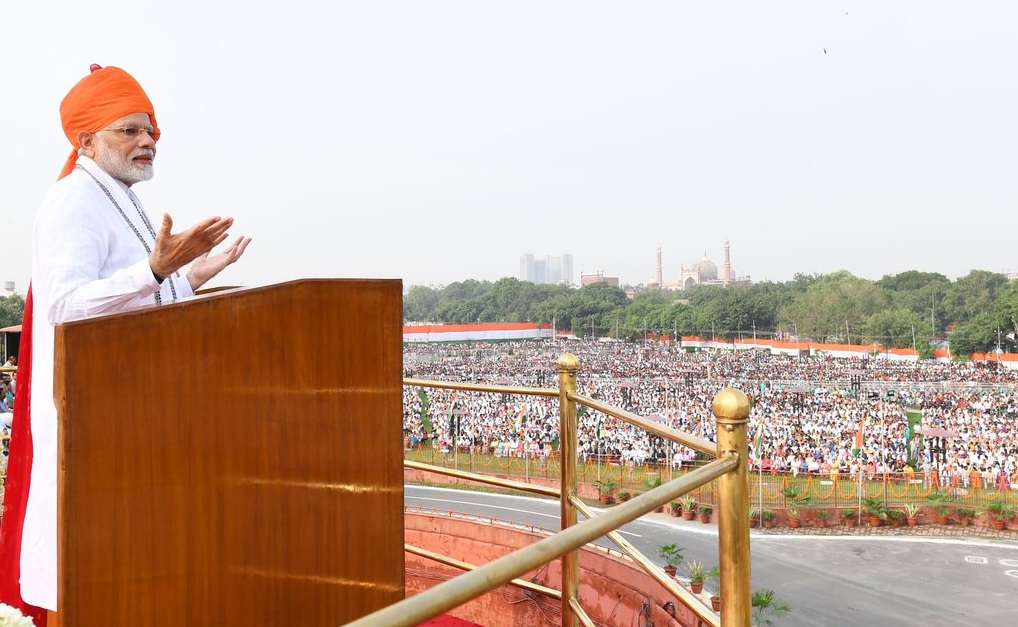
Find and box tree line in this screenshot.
[4,270,1016,357]
[404,269,1018,357]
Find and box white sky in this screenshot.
[2,2,1016,294]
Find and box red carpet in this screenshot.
[417,615,482,626]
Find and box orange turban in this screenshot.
[57,64,159,179]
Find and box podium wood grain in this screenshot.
[53,279,404,626]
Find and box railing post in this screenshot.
[557,352,580,627]
[713,388,751,627]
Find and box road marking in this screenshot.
[1005,570,1018,579]
[1000,559,1018,567]
[406,493,642,538]
[408,496,561,520]
[965,556,987,564]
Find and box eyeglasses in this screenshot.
[97,126,161,141]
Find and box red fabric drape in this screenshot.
[0,286,47,625]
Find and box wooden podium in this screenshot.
[51,279,404,626]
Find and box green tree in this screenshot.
[993,280,1018,350]
[949,311,1001,356]
[876,271,950,336]
[0,294,25,328]
[404,285,441,322]
[779,272,888,342]
[859,308,928,349]
[625,290,674,338]
[940,270,1008,329]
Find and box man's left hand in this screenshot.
[186,235,252,290]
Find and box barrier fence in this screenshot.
[405,443,1018,514]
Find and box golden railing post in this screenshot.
[557,352,580,627]
[713,388,751,627]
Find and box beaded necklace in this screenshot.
[76,164,178,304]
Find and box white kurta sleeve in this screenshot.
[34,172,163,324]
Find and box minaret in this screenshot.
[655,245,663,287]
[722,239,732,285]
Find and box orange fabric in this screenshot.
[57,65,158,179]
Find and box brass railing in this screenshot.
[344,352,751,627]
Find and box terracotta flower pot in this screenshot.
[699,514,711,524]
[817,519,828,528]
[906,517,918,526]
[691,581,703,594]
[789,518,801,528]
[682,511,695,521]
[869,517,882,528]
[710,596,721,612]
[664,565,677,577]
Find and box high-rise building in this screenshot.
[519,254,574,285]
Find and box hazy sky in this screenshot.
[2,2,1016,295]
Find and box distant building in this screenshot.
[652,240,750,290]
[520,253,574,285]
[580,271,619,288]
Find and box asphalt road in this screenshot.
[406,485,1018,627]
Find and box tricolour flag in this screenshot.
[852,418,865,455]
[515,404,529,434]
[446,391,460,432]
[752,422,764,458]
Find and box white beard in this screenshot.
[93,138,154,185]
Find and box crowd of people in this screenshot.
[402,340,1018,491]
[1,357,15,477]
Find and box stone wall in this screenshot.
[405,512,710,627]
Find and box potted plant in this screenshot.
[902,503,921,526]
[644,475,665,511]
[618,490,631,503]
[842,508,858,527]
[670,500,682,517]
[787,507,801,528]
[751,588,791,626]
[686,559,706,594]
[749,507,760,528]
[987,501,1014,530]
[862,496,888,527]
[698,504,713,523]
[815,509,830,528]
[706,565,721,611]
[956,507,978,527]
[761,509,776,528]
[658,543,684,577]
[781,484,805,504]
[594,478,618,505]
[926,489,953,525]
[680,495,697,520]
[886,508,904,528]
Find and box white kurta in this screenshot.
[22,156,194,609]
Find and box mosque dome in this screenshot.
[692,254,718,280]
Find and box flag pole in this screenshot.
[758,452,763,526]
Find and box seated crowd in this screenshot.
[402,340,1018,490]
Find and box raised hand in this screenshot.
[148,213,234,278]
[186,235,252,290]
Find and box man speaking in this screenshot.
[0,64,251,623]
